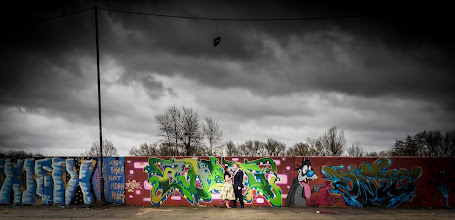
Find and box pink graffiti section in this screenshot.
[124,157,291,206]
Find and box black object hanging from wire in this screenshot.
[213,20,221,47]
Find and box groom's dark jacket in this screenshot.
[233,170,244,189]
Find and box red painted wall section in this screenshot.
[293,157,454,208]
[125,156,455,208]
[125,156,292,207]
[124,157,151,206]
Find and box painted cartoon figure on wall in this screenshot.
[286,157,324,207]
[432,170,450,205]
[429,162,454,207]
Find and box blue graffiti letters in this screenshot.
[322,158,423,207]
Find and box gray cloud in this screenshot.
[97,5,455,102]
[1,1,454,155]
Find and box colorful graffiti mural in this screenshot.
[286,157,324,207]
[93,157,126,204]
[0,157,125,205]
[141,157,283,206]
[223,158,283,206]
[125,156,291,206]
[322,158,423,207]
[143,157,225,206]
[1,156,454,208]
[123,157,454,208]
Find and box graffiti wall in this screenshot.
[0,157,125,205]
[1,156,454,208]
[124,157,291,206]
[292,157,454,208]
[124,156,454,208]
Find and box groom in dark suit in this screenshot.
[232,163,244,208]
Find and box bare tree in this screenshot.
[442,130,455,156]
[84,139,119,157]
[264,138,286,156]
[155,106,224,156]
[286,142,317,156]
[180,107,203,156]
[168,106,183,155]
[193,145,210,156]
[346,142,365,157]
[415,130,455,156]
[366,151,378,156]
[307,137,325,156]
[202,117,223,156]
[157,142,174,156]
[320,126,346,156]
[225,140,239,156]
[415,130,442,156]
[238,140,266,157]
[129,143,160,156]
[378,149,392,156]
[155,106,184,156]
[392,135,419,156]
[155,113,173,154]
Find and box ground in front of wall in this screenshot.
[0,205,454,219]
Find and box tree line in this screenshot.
[131,106,349,157]
[128,106,454,157]
[3,106,453,157]
[0,150,43,158]
[391,130,455,156]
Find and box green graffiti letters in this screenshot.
[144,157,224,205]
[143,157,282,206]
[223,158,282,207]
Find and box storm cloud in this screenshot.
[1,1,454,156]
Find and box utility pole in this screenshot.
[94,6,105,202]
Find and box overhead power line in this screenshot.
[38,7,94,22]
[39,6,363,22]
[99,7,363,21]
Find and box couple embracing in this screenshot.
[220,163,244,208]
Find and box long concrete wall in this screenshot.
[1,156,454,208]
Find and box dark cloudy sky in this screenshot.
[1,1,454,156]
